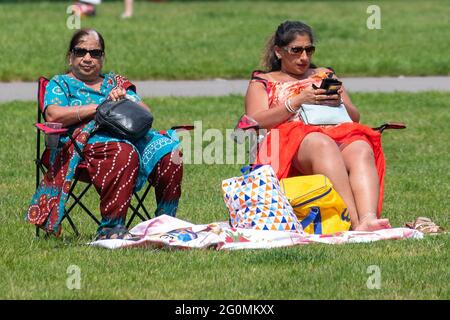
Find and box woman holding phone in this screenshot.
[245,20,390,231]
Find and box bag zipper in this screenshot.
[292,187,332,207]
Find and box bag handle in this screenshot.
[299,207,322,234]
[240,164,263,174]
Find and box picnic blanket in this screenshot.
[89,215,423,250]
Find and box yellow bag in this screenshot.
[280,175,351,235]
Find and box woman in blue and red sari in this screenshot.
[246,21,391,231]
[27,28,183,239]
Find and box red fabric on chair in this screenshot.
[35,123,68,135]
[38,77,49,116]
[255,121,386,217]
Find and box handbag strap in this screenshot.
[240,164,263,174]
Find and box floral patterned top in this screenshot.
[250,69,330,121]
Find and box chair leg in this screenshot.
[126,183,154,228]
[133,191,152,220]
[126,215,135,229]
[130,204,146,221]
[64,171,101,226]
[67,197,101,226]
[63,212,80,237]
[66,183,101,225]
[126,204,147,228]
[35,218,79,238]
[136,183,153,219]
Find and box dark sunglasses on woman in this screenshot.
[283,45,316,57]
[72,47,104,59]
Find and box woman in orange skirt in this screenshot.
[245,21,390,231]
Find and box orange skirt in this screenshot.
[256,122,385,217]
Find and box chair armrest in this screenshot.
[35,123,68,135]
[372,122,407,133]
[231,115,261,144]
[170,125,195,131]
[158,125,195,135]
[235,114,260,131]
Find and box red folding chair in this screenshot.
[232,114,406,165]
[34,76,193,236]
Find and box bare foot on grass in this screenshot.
[354,218,391,231]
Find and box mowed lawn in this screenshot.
[1,0,450,81]
[0,92,449,299]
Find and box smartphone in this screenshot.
[320,78,342,95]
[320,78,342,94]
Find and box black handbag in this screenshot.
[95,98,154,141]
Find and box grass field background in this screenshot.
[0,0,449,81]
[0,92,449,299]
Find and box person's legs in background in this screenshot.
[73,0,101,17]
[122,0,134,18]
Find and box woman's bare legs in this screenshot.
[341,141,391,231]
[292,133,390,231]
[292,133,360,227]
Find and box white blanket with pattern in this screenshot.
[89,215,423,250]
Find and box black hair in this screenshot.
[262,20,315,71]
[66,28,105,60]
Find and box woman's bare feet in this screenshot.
[354,213,391,231]
[121,12,133,19]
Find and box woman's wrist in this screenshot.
[76,104,98,122]
[289,95,303,111]
[284,99,297,113]
[89,104,98,118]
[76,106,82,122]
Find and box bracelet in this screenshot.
[284,99,297,113]
[76,106,82,122]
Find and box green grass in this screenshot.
[0,92,449,299]
[0,0,449,81]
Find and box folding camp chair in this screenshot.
[232,114,406,165]
[34,76,193,236]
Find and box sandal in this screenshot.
[405,217,445,235]
[95,224,132,241]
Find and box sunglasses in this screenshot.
[72,47,104,59]
[283,45,315,57]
